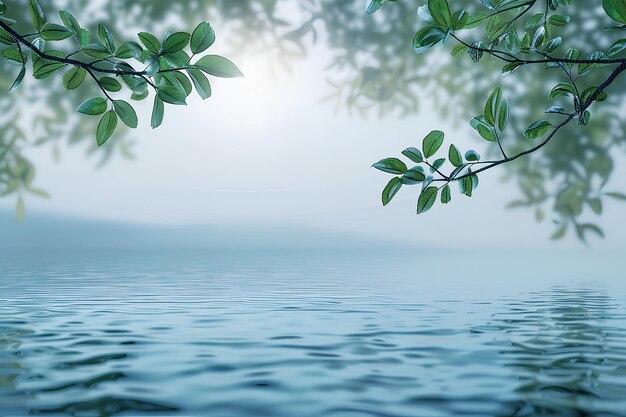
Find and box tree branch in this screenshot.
[435,62,626,183]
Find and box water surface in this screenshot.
[1,251,626,416]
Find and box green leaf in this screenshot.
[32,51,67,79]
[413,25,446,54]
[401,167,426,184]
[417,186,438,214]
[82,43,112,58]
[579,110,591,126]
[422,130,444,159]
[603,0,626,24]
[460,174,479,197]
[605,192,626,200]
[372,158,408,175]
[428,0,452,28]
[151,96,165,128]
[77,97,107,115]
[131,89,149,101]
[502,61,524,75]
[169,71,193,96]
[548,14,571,26]
[138,32,161,53]
[97,24,116,52]
[113,100,138,128]
[524,120,553,139]
[581,87,608,104]
[0,28,13,45]
[62,66,86,90]
[578,51,605,76]
[465,150,481,162]
[2,47,24,64]
[96,110,117,146]
[187,68,212,99]
[29,0,46,32]
[40,23,72,41]
[504,31,521,54]
[59,10,81,40]
[190,22,215,54]
[451,10,469,30]
[401,147,423,163]
[99,76,122,92]
[544,36,562,53]
[9,66,25,92]
[564,47,580,69]
[195,55,243,78]
[498,97,509,131]
[441,184,451,204]
[382,177,402,206]
[470,116,497,141]
[484,86,502,126]
[549,82,577,100]
[448,144,462,167]
[158,85,187,105]
[366,0,385,15]
[431,158,446,172]
[163,32,190,53]
[607,39,626,56]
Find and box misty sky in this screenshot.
[2,7,625,251]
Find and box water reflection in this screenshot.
[1,254,625,416]
[494,288,626,416]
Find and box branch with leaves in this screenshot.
[370,0,626,241]
[0,0,241,147]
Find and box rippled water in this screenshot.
[1,251,626,417]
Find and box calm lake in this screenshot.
[1,251,626,417]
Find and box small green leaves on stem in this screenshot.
[1,0,240,145]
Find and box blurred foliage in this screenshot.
[1,0,625,241]
[369,0,626,241]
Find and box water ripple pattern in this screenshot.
[1,252,625,417]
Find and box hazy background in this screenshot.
[1,1,625,251]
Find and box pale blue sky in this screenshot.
[2,7,626,251]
